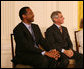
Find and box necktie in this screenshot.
[59,26,62,33]
[28,25,35,40]
[28,25,38,48]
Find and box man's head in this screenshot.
[51,11,64,25]
[19,7,34,22]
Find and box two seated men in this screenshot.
[11,7,83,68]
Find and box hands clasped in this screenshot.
[45,49,60,60]
[63,49,74,58]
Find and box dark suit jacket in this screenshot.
[45,24,73,52]
[12,22,48,64]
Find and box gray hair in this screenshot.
[51,11,61,22]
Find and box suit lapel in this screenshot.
[53,24,66,40]
[21,22,34,41]
[53,24,62,35]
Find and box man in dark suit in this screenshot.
[11,7,60,68]
[45,11,83,68]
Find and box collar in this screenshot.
[22,22,31,29]
[54,23,61,29]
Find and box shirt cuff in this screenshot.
[41,51,46,55]
[61,49,65,53]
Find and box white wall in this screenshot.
[1,1,78,68]
[1,1,15,68]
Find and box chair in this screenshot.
[10,34,33,68]
[67,30,81,68]
[74,31,80,52]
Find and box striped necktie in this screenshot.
[59,26,62,33]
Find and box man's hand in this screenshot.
[44,51,55,58]
[49,49,60,58]
[69,49,74,57]
[63,49,74,58]
[44,49,60,60]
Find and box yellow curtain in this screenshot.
[78,1,83,30]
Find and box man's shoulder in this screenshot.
[32,23,38,26]
[62,26,67,30]
[13,22,23,31]
[46,24,54,32]
[31,23,40,29]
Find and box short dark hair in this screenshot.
[19,7,30,20]
[51,11,61,22]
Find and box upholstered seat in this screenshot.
[15,64,33,68]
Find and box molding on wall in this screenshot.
[1,39,12,54]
